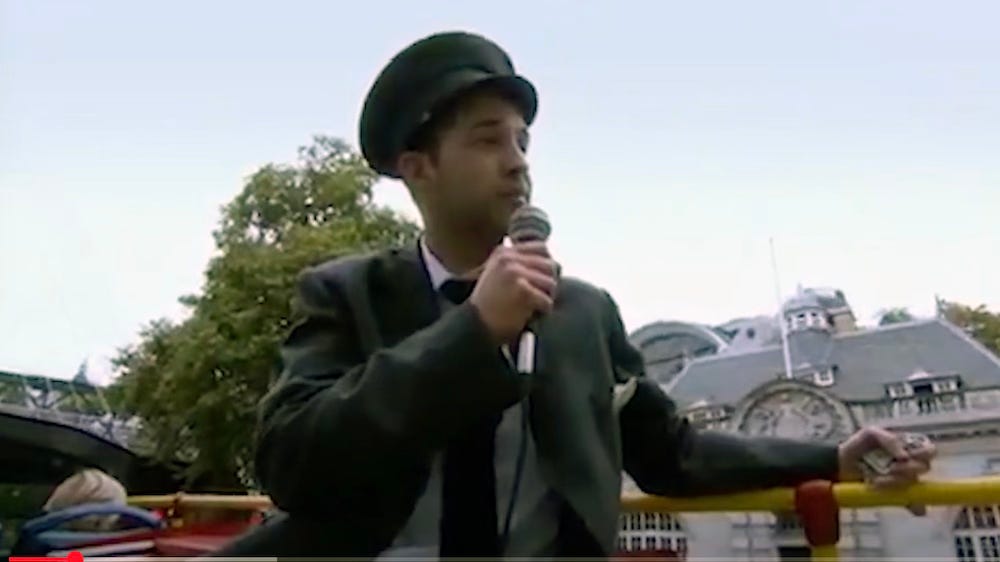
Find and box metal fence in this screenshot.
[129,475,1000,561]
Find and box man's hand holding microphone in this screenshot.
[469,205,557,372]
[470,240,558,346]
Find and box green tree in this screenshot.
[111,136,420,490]
[877,307,916,326]
[940,300,1000,355]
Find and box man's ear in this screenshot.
[396,151,431,186]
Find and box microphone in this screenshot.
[507,204,552,375]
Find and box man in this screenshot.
[223,31,935,559]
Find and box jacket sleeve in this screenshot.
[254,266,526,519]
[604,292,841,498]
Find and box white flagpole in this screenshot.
[770,238,794,380]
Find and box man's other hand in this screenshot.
[837,426,937,515]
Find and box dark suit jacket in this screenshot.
[239,245,839,558]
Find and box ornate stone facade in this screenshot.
[622,289,1000,561]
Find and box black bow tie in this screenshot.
[440,279,476,304]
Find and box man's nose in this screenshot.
[502,139,528,178]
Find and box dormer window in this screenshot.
[935,379,959,393]
[786,308,830,332]
[887,383,911,398]
[814,369,835,387]
[689,409,709,422]
[685,403,731,427]
[885,374,962,399]
[787,313,803,330]
[805,310,830,330]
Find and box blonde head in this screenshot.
[44,468,127,531]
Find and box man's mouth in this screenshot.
[500,191,527,205]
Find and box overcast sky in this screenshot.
[1,0,997,383]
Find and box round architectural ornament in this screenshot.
[732,379,855,443]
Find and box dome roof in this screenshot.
[783,293,824,314]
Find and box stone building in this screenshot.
[620,289,1000,561]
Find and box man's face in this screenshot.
[403,91,531,241]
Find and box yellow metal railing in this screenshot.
[129,476,1000,561]
[620,476,1000,561]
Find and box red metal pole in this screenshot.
[795,480,841,561]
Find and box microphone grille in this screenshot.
[508,205,551,243]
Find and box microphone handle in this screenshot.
[511,252,556,375]
[515,310,542,374]
[516,329,536,374]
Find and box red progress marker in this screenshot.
[9,551,83,562]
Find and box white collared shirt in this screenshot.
[419,237,453,291]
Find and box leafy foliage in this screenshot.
[940,300,1000,355]
[877,307,916,326]
[111,136,419,489]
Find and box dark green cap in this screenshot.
[359,31,538,178]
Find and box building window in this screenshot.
[667,536,687,554]
[887,383,911,398]
[936,379,959,393]
[954,505,1000,561]
[644,513,658,529]
[787,313,813,331]
[775,511,802,532]
[805,311,828,329]
[617,512,687,556]
[814,370,835,387]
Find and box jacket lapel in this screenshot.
[372,243,441,348]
